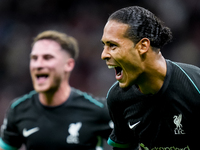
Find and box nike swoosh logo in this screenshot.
[23,127,39,137]
[128,121,140,129]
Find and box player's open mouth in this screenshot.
[108,65,123,80]
[36,74,49,84]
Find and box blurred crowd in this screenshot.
[0,0,200,126]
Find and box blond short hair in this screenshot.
[32,30,79,60]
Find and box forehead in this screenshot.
[102,20,129,42]
[31,39,62,55]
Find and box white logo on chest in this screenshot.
[66,122,82,144]
[23,127,40,137]
[173,114,185,135]
[128,121,140,129]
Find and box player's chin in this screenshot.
[118,81,130,89]
[33,85,49,93]
[118,77,134,89]
[34,88,47,93]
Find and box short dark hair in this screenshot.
[108,6,172,48]
[32,30,79,60]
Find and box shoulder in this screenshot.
[106,81,120,100]
[70,88,111,121]
[169,60,200,93]
[106,82,138,109]
[4,91,38,124]
[169,60,200,73]
[70,88,106,109]
[10,90,37,110]
[167,60,200,80]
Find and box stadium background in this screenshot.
[0,0,199,149]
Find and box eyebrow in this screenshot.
[101,40,118,45]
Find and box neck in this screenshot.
[137,54,167,95]
[39,82,71,106]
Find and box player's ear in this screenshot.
[136,38,150,55]
[65,58,75,72]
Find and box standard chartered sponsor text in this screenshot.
[140,143,190,150]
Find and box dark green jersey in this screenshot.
[0,88,112,150]
[107,60,200,150]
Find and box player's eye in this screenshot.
[30,55,37,61]
[109,43,117,49]
[109,43,116,47]
[44,55,53,60]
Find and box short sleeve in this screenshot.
[0,104,23,149]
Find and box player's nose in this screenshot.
[101,47,111,61]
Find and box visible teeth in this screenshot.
[108,66,117,69]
